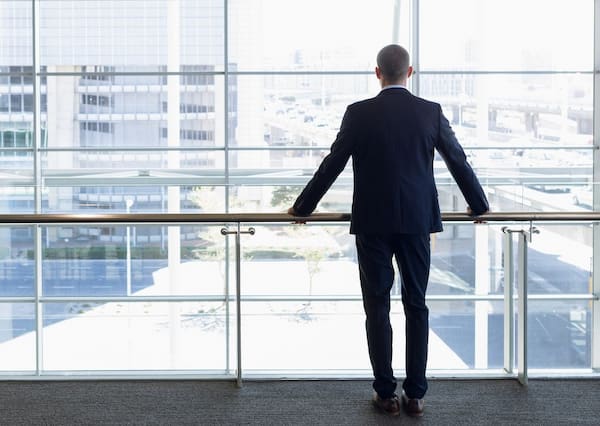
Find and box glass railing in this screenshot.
[0,212,598,383]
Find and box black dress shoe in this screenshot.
[401,390,424,417]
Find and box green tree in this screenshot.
[270,186,300,208]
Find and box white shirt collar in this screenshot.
[380,84,408,92]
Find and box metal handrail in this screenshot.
[0,211,599,224]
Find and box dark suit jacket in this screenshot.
[293,87,489,234]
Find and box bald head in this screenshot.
[376,44,411,85]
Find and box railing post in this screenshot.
[502,226,537,385]
[516,231,528,385]
[35,224,43,375]
[502,228,514,374]
[221,225,255,388]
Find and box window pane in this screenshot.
[42,224,227,297]
[42,185,225,214]
[420,73,593,205]
[242,300,503,372]
[0,303,35,372]
[233,74,379,147]
[229,0,405,71]
[0,226,34,297]
[241,224,357,296]
[0,2,32,66]
[527,301,591,369]
[526,224,592,295]
[43,302,228,371]
[0,94,8,112]
[39,0,224,71]
[420,74,593,145]
[43,184,226,214]
[429,300,504,370]
[41,151,224,179]
[458,148,591,212]
[0,181,35,214]
[242,301,370,372]
[230,149,343,173]
[43,74,224,149]
[229,183,352,213]
[419,0,593,71]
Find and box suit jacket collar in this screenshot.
[380,84,407,91]
[377,86,410,97]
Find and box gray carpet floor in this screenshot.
[0,379,598,425]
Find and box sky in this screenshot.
[253,0,594,71]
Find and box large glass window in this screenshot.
[0,0,596,377]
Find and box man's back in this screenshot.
[291,87,488,234]
[348,87,444,235]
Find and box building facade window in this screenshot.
[80,122,114,133]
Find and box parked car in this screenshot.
[572,186,593,208]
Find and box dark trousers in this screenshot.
[356,233,430,400]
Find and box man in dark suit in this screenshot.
[288,44,489,417]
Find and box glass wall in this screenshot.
[1,1,591,215]
[419,1,593,214]
[0,0,596,376]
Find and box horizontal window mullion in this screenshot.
[461,145,593,150]
[38,296,226,303]
[1,70,592,77]
[230,70,372,75]
[29,146,595,153]
[417,70,594,75]
[243,295,503,302]
[39,147,225,152]
[35,70,379,77]
[0,73,35,77]
[526,294,598,301]
[36,70,372,77]
[38,71,225,77]
[0,298,36,303]
[240,294,597,302]
[229,145,593,151]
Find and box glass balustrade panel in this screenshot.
[0,225,34,297]
[41,224,228,297]
[0,303,35,372]
[42,301,228,372]
[526,300,591,370]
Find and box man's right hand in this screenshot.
[467,207,488,224]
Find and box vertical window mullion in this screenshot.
[31,0,44,377]
[223,0,232,377]
[410,0,420,96]
[592,0,600,371]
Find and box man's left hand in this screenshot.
[287,207,307,224]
